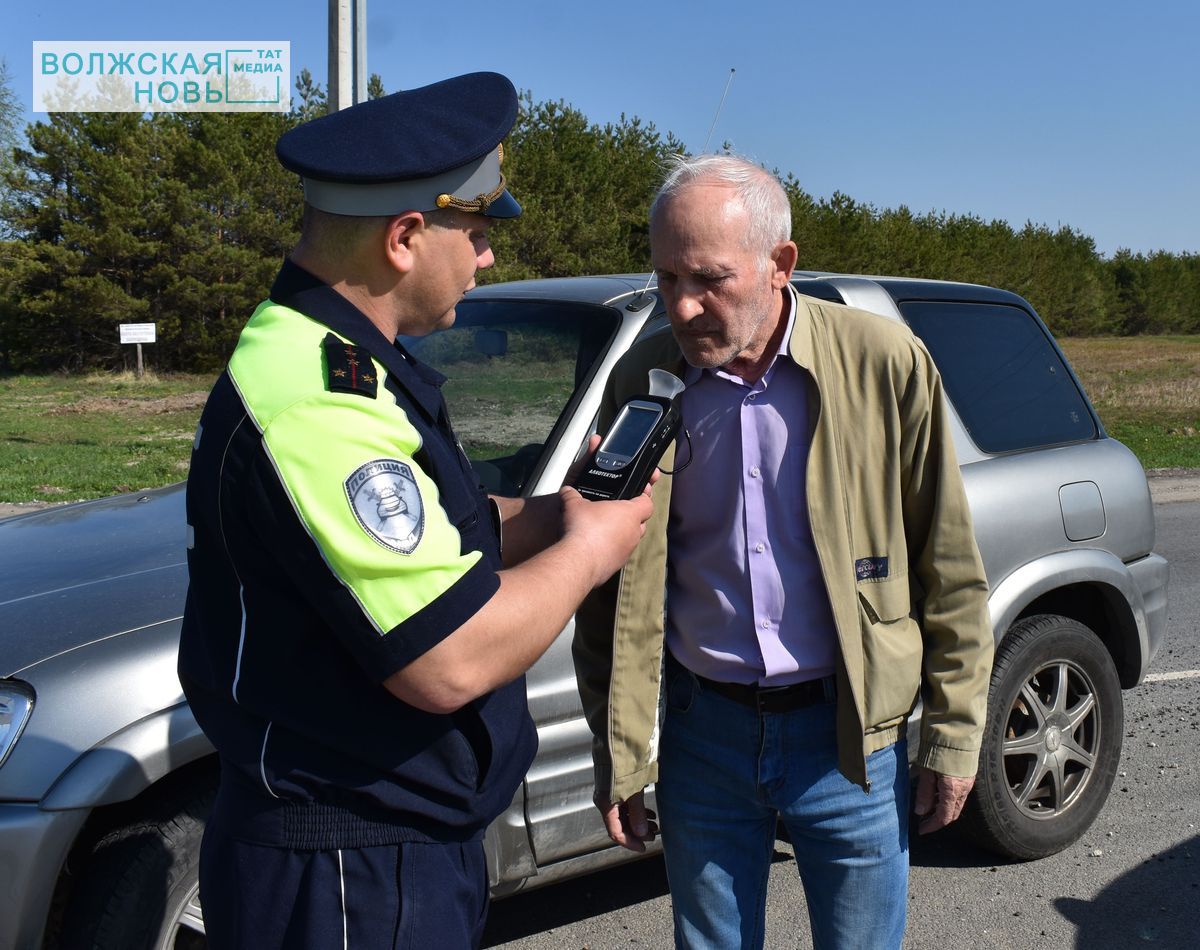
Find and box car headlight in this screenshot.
[0,681,35,770]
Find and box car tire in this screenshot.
[59,781,212,950]
[962,614,1123,860]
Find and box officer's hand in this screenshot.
[596,790,658,853]
[559,485,653,587]
[565,433,604,486]
[914,767,975,834]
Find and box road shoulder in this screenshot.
[1146,468,1200,504]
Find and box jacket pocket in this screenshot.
[857,575,922,727]
[857,574,911,623]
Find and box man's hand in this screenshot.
[596,790,659,853]
[914,767,975,834]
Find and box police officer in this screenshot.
[179,72,654,949]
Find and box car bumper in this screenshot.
[1130,551,1170,676]
[0,803,89,950]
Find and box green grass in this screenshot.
[0,372,212,503]
[0,360,575,503]
[1,337,1196,503]
[1059,335,1200,470]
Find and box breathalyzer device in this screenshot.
[573,369,685,501]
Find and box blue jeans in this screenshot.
[656,660,909,950]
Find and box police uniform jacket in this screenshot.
[179,260,537,849]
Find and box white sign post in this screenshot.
[119,323,156,377]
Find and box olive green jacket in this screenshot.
[573,291,993,801]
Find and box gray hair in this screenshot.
[649,154,792,257]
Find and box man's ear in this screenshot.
[770,240,799,289]
[383,211,425,275]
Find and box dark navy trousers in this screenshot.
[199,808,489,949]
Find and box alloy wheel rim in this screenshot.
[157,881,205,950]
[1001,658,1101,820]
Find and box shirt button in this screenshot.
[749,466,760,478]
[755,542,765,553]
[748,393,757,401]
[761,619,770,630]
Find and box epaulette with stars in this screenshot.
[323,333,378,398]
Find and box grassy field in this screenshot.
[1,336,1197,503]
[0,360,576,503]
[1059,336,1200,470]
[0,372,212,503]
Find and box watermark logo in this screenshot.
[33,41,291,113]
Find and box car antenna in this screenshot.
[702,67,736,153]
[627,271,656,311]
[628,68,734,313]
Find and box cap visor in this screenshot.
[484,189,521,219]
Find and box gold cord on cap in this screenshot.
[436,172,507,214]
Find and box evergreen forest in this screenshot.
[1,70,1197,373]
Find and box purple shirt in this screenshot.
[665,289,839,686]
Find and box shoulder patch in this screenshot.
[345,459,425,554]
[324,333,378,398]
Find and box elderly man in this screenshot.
[179,72,654,949]
[574,154,992,949]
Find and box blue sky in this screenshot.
[3,0,1197,257]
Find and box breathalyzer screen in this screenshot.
[604,405,661,458]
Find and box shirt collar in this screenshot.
[269,258,447,423]
[777,284,799,362]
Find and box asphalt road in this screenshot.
[483,496,1200,950]
[2,480,1192,947]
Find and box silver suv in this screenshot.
[0,273,1169,949]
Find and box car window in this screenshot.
[400,300,619,495]
[898,300,1097,453]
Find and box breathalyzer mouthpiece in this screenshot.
[647,368,685,402]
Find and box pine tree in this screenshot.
[294,68,328,121]
[487,93,683,283]
[2,107,302,371]
[0,58,24,237]
[2,112,160,370]
[151,111,300,369]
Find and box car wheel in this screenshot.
[59,781,213,950]
[962,614,1123,860]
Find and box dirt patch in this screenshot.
[46,392,209,415]
[0,501,66,519]
[451,410,563,453]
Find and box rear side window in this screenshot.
[899,300,1096,453]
